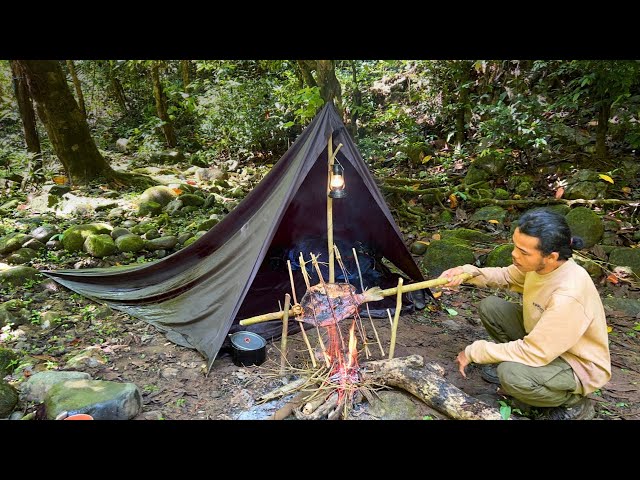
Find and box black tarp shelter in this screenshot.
[44,103,427,370]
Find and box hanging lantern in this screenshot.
[329,163,346,198]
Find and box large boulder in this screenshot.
[422,239,476,277]
[565,207,604,248]
[62,223,112,252]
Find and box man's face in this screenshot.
[511,228,556,274]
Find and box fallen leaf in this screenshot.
[488,219,499,224]
[448,194,458,208]
[598,173,614,184]
[52,175,67,184]
[172,188,183,195]
[607,326,613,333]
[555,187,564,199]
[607,274,619,284]
[431,233,441,241]
[621,187,631,194]
[432,291,442,299]
[445,307,458,316]
[186,180,196,185]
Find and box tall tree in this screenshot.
[9,60,42,169]
[180,60,190,89]
[296,60,343,116]
[66,60,87,118]
[150,61,177,148]
[106,60,128,113]
[16,60,115,185]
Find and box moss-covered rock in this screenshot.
[470,206,507,223]
[62,223,112,252]
[0,265,41,287]
[6,247,38,265]
[0,380,18,417]
[138,200,163,217]
[565,207,604,248]
[494,188,510,200]
[139,185,178,207]
[115,233,144,253]
[197,218,219,231]
[177,194,205,207]
[608,247,640,276]
[410,241,429,255]
[422,239,476,277]
[485,244,514,267]
[83,234,117,258]
[0,232,31,255]
[440,228,492,244]
[145,236,178,251]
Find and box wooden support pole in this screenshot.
[280,293,291,375]
[287,259,316,368]
[388,277,403,360]
[327,133,335,284]
[353,247,385,357]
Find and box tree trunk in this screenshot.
[16,60,114,185]
[66,60,86,118]
[316,60,343,114]
[349,60,361,137]
[361,355,515,420]
[9,61,42,163]
[455,63,471,147]
[180,60,190,88]
[296,60,317,88]
[106,60,128,113]
[596,99,611,160]
[150,61,177,148]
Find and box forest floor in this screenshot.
[10,266,640,422]
[3,157,640,422]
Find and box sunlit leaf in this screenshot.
[445,308,458,316]
[622,187,631,194]
[599,174,614,184]
[421,155,432,164]
[488,219,499,224]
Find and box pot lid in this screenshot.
[230,331,266,351]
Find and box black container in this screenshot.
[229,331,267,367]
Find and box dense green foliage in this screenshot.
[1,59,639,184]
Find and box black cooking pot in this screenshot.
[229,331,267,367]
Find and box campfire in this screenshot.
[241,247,516,420]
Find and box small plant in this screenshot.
[498,400,512,420]
[176,398,186,408]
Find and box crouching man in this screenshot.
[440,208,611,420]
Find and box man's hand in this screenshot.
[456,350,470,378]
[439,266,466,288]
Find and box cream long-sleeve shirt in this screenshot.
[460,259,611,395]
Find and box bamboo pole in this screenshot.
[280,293,291,375]
[327,133,334,284]
[388,278,403,360]
[287,259,316,368]
[238,273,472,326]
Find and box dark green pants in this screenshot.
[478,296,582,408]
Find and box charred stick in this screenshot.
[352,247,385,357]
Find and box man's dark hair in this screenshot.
[516,208,584,260]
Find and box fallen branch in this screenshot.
[361,355,522,420]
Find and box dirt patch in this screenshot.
[14,282,634,421]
